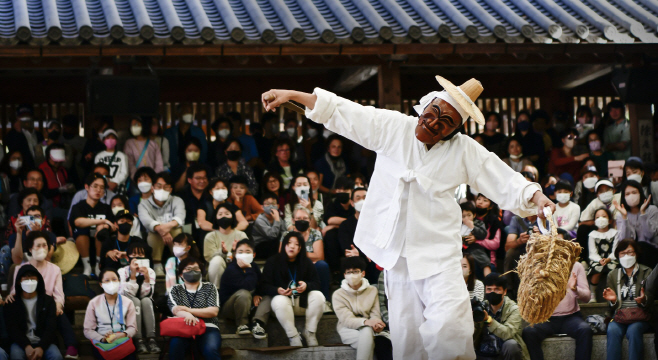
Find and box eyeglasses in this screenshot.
[566,135,577,140]
[193,176,208,181]
[268,179,279,184]
[345,271,361,275]
[90,184,105,191]
[619,250,636,257]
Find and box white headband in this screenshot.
[50,149,66,162]
[413,90,469,123]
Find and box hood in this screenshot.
[340,277,370,294]
[15,264,46,297]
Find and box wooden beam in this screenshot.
[101,46,164,56]
[628,103,654,161]
[333,66,378,93]
[378,62,401,110]
[165,45,222,56]
[342,44,394,55]
[553,64,613,90]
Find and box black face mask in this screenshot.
[216,217,233,230]
[474,207,488,217]
[485,292,503,306]
[63,131,75,140]
[295,220,310,232]
[226,150,241,161]
[48,130,61,140]
[117,222,132,235]
[336,192,350,204]
[182,270,201,283]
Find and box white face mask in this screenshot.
[173,246,188,258]
[235,253,254,264]
[509,153,522,160]
[31,248,47,261]
[619,255,637,269]
[218,129,231,139]
[181,114,193,123]
[153,189,170,202]
[556,193,571,204]
[625,193,640,207]
[130,125,142,137]
[102,281,120,295]
[598,191,614,204]
[9,159,22,170]
[294,186,310,198]
[583,177,598,189]
[186,151,200,162]
[286,128,296,137]
[462,268,470,278]
[138,182,152,193]
[112,206,125,216]
[345,273,363,287]
[595,217,609,229]
[564,139,575,149]
[213,189,228,202]
[307,129,318,138]
[21,279,38,294]
[627,174,643,183]
[354,200,365,212]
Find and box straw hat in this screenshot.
[51,241,80,275]
[435,76,485,125]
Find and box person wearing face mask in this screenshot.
[9,205,61,266]
[5,104,39,169]
[549,129,588,181]
[225,111,260,166]
[203,204,248,290]
[613,180,658,268]
[94,129,128,192]
[118,243,159,354]
[0,150,26,194]
[333,256,392,360]
[585,131,612,178]
[163,102,208,172]
[39,143,75,208]
[164,233,200,296]
[284,174,324,231]
[197,178,248,248]
[216,139,259,195]
[252,193,288,260]
[473,194,502,278]
[460,203,492,279]
[473,273,529,360]
[8,232,79,359]
[476,112,508,158]
[219,239,263,336]
[501,139,532,173]
[512,110,545,172]
[575,105,595,139]
[101,209,151,271]
[138,172,185,277]
[124,116,164,180]
[322,176,355,239]
[265,138,305,190]
[552,180,580,234]
[172,138,203,193]
[35,120,72,169]
[462,254,485,302]
[167,257,221,358]
[84,268,137,359]
[602,239,653,360]
[128,167,155,214]
[587,208,619,303]
[5,265,60,360]
[207,117,233,170]
[579,180,622,227]
[302,121,326,170]
[622,159,649,196]
[109,195,142,238]
[573,164,599,209]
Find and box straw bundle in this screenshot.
[516,208,582,324]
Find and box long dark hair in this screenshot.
[261,172,284,195]
[288,174,315,210]
[620,180,647,210]
[476,194,502,239]
[463,253,476,292]
[279,231,308,262]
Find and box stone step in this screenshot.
[542,334,656,360]
[232,345,355,360]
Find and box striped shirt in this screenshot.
[168,282,220,328]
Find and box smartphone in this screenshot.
[135,259,150,269]
[19,215,34,224]
[299,189,309,201]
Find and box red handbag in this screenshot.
[91,338,135,360]
[160,317,207,337]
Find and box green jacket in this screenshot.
[474,296,529,360]
[606,264,654,318]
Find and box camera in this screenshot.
[471,296,486,322]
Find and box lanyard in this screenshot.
[104,296,124,332]
[186,287,199,308]
[288,268,296,284]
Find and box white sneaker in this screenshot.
[154,263,165,277]
[303,329,318,347]
[94,263,101,275]
[323,301,333,313]
[236,324,251,335]
[289,334,303,347]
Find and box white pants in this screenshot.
[338,326,375,360]
[270,291,325,338]
[207,256,227,290]
[386,257,475,360]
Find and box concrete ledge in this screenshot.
[541,334,656,360]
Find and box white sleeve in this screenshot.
[588,234,601,263]
[112,152,129,185]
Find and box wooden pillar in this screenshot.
[628,103,654,162]
[378,62,401,110]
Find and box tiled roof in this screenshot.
[0,0,656,46]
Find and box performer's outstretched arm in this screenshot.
[262,90,317,112]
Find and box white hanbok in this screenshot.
[305,88,541,360]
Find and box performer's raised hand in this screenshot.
[261,90,317,112]
[530,191,556,220]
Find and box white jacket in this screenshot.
[305,88,541,280]
[95,150,129,186]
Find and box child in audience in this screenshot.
[587,207,619,302]
[165,233,200,295]
[129,167,156,214]
[554,180,581,237]
[474,193,502,273]
[462,253,484,302]
[101,209,151,271]
[252,192,287,260]
[460,202,491,277]
[204,204,248,290]
[227,175,263,222]
[95,129,128,192]
[110,195,142,239]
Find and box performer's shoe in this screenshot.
[288,333,303,347]
[303,329,318,347]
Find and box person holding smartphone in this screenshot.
[284,175,324,231]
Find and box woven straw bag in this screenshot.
[516,207,582,324]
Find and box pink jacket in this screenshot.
[476,227,501,264]
[83,294,137,341]
[12,261,64,305]
[124,138,164,179]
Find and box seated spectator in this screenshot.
[83,268,137,360]
[101,209,150,270]
[603,100,631,161]
[164,103,208,176]
[579,179,622,226]
[197,178,248,249]
[573,164,599,209]
[266,138,304,190]
[39,143,75,208]
[172,138,203,193]
[175,163,210,231]
[226,111,259,166]
[165,233,200,295]
[306,170,325,204]
[6,265,61,360]
[474,194,501,275]
[80,116,111,177]
[7,169,53,220]
[0,150,26,193]
[10,206,61,265]
[95,129,128,192]
[204,204,248,290]
[604,239,652,360]
[549,128,587,180]
[522,165,539,187]
[622,159,650,196]
[315,135,349,194]
[614,180,658,268]
[110,195,142,239]
[138,172,185,277]
[9,231,78,359]
[575,105,595,139]
[586,131,612,178]
[6,188,48,241]
[263,232,325,347]
[167,257,221,359]
[587,207,619,303]
[281,207,332,309]
[553,180,580,234]
[477,112,508,158]
[504,214,547,300]
[35,120,72,169]
[66,163,115,221]
[252,192,287,260]
[463,253,484,302]
[149,116,170,172]
[118,243,160,354]
[541,174,558,202]
[474,273,528,360]
[124,115,164,180]
[333,256,392,360]
[70,173,115,276]
[219,239,262,336]
[522,230,592,360]
[350,173,368,189]
[227,175,263,222]
[217,139,258,195]
[460,202,491,278]
[502,139,532,173]
[208,116,233,170]
[280,118,306,165]
[284,175,324,230]
[128,167,155,214]
[302,121,325,170]
[260,172,286,213]
[513,111,545,171]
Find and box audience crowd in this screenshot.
[0,99,653,360]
